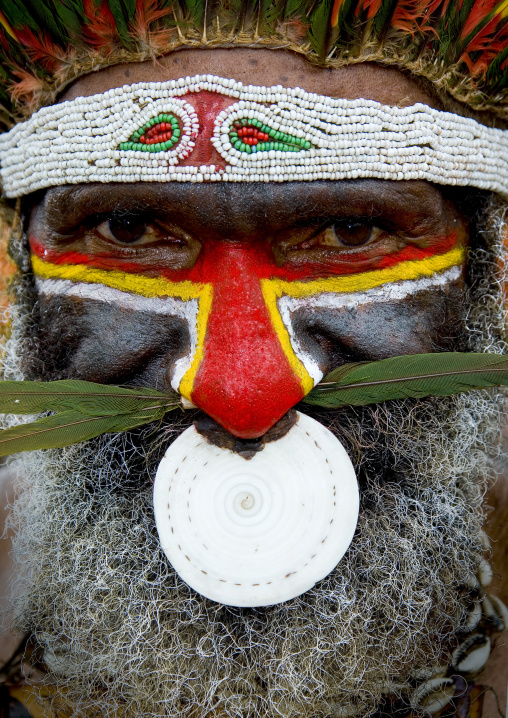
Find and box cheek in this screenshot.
[285,280,467,375]
[25,295,192,384]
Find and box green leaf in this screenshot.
[0,406,168,456]
[0,379,179,416]
[304,352,508,409]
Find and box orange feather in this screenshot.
[82,0,120,51]
[331,0,345,28]
[360,0,384,20]
[9,66,46,112]
[129,0,174,47]
[460,17,508,75]
[460,0,500,38]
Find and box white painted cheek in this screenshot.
[276,265,462,378]
[276,296,323,386]
[167,299,199,392]
[35,278,200,392]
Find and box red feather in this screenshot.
[331,0,345,27]
[460,17,508,75]
[359,0,384,20]
[426,0,455,17]
[460,0,500,38]
[82,0,120,51]
[0,25,12,52]
[391,0,438,36]
[14,27,67,72]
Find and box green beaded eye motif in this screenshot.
[119,114,181,152]
[229,118,313,154]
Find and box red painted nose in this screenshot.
[180,244,307,439]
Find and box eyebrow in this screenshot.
[40,179,457,238]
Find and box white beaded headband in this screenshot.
[1,74,507,198]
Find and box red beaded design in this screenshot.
[229,119,311,154]
[119,113,181,153]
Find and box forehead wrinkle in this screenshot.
[39,179,453,230]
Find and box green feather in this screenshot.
[1,0,39,30]
[485,43,508,91]
[107,0,137,44]
[180,0,205,27]
[52,0,85,35]
[7,0,69,43]
[256,0,283,34]
[372,0,398,38]
[0,379,179,416]
[282,0,309,20]
[308,0,333,59]
[304,352,508,409]
[0,407,167,457]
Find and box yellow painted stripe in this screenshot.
[178,283,213,401]
[32,255,205,301]
[32,255,214,399]
[264,247,465,300]
[261,279,315,394]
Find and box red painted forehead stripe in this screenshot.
[178,91,235,168]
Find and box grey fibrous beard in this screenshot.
[6,391,502,718]
[4,206,508,718]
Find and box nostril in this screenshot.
[194,409,298,459]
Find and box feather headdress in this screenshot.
[0,0,507,131]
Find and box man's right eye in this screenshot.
[94,216,151,245]
[104,216,148,244]
[92,216,190,250]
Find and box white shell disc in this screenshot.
[153,411,359,607]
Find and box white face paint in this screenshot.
[35,277,200,392]
[277,266,462,382]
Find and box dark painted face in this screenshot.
[24,52,469,439]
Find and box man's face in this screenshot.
[25,50,468,436]
[8,50,502,718]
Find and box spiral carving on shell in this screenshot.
[153,411,359,607]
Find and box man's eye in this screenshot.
[296,223,383,250]
[330,222,383,247]
[98,216,149,244]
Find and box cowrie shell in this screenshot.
[411,677,455,714]
[153,411,359,607]
[451,633,491,674]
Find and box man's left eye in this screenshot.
[296,223,383,250]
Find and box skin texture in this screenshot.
[1,49,507,714]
